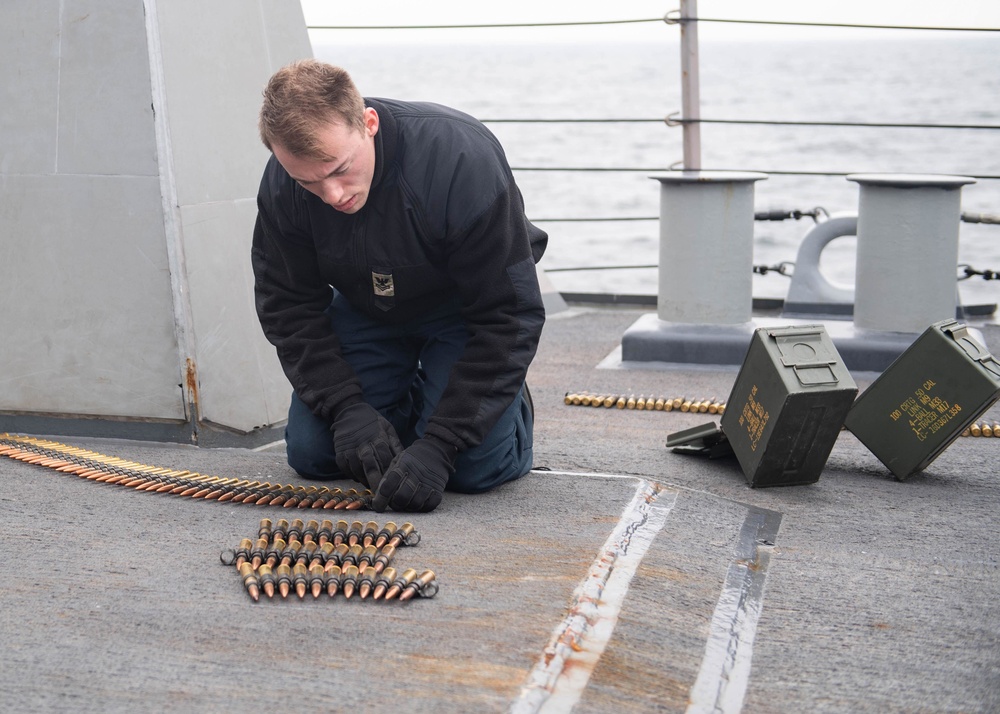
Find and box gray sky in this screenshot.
[301,0,1000,43]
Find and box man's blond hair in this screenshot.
[258,60,366,159]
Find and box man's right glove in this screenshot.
[331,402,403,489]
[371,436,457,513]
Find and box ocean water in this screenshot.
[312,36,1000,307]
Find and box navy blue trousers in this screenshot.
[284,293,533,494]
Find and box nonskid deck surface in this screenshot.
[1,307,998,713]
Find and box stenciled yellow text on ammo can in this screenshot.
[720,325,858,487]
[845,319,1000,480]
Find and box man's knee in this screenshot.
[285,425,338,480]
[447,387,533,494]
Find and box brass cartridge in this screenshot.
[384,568,418,601]
[297,487,320,508]
[993,423,1000,438]
[265,537,286,568]
[258,564,276,599]
[399,569,438,602]
[233,538,253,569]
[238,562,260,602]
[303,519,320,544]
[324,563,343,598]
[983,423,994,438]
[318,519,334,546]
[616,396,626,409]
[268,489,291,507]
[341,565,360,599]
[342,544,364,570]
[311,541,335,569]
[358,567,377,600]
[297,540,318,567]
[347,521,364,546]
[272,519,290,543]
[308,489,338,509]
[249,537,269,570]
[375,522,397,549]
[372,544,396,574]
[332,520,350,546]
[309,562,325,598]
[321,491,348,510]
[635,395,646,410]
[387,522,420,548]
[362,521,380,548]
[287,518,305,544]
[971,423,983,437]
[563,392,574,405]
[292,562,309,599]
[279,540,302,569]
[372,567,397,601]
[358,545,379,573]
[280,486,305,508]
[330,543,350,567]
[275,564,293,599]
[603,395,616,408]
[335,489,365,510]
[626,395,636,409]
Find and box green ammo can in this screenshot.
[720,325,858,487]
[845,319,1000,481]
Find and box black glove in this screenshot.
[331,402,403,488]
[371,437,457,513]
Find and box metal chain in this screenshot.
[958,264,999,281]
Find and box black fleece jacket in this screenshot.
[252,98,548,452]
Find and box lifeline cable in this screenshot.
[0,433,374,509]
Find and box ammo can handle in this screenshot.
[791,364,841,386]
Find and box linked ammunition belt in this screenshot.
[563,395,999,439]
[222,517,437,603]
[0,434,373,509]
[564,393,727,413]
[964,422,1000,438]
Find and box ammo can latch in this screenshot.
[767,326,841,386]
[939,320,1000,380]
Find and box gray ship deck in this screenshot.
[2,305,998,713]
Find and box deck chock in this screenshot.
[846,318,1000,480]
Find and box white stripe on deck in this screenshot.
[686,507,782,714]
[510,478,677,713]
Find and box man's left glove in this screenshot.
[371,436,458,513]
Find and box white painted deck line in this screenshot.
[686,507,782,714]
[510,479,678,713]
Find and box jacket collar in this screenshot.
[366,98,397,191]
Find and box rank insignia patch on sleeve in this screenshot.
[372,271,395,297]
